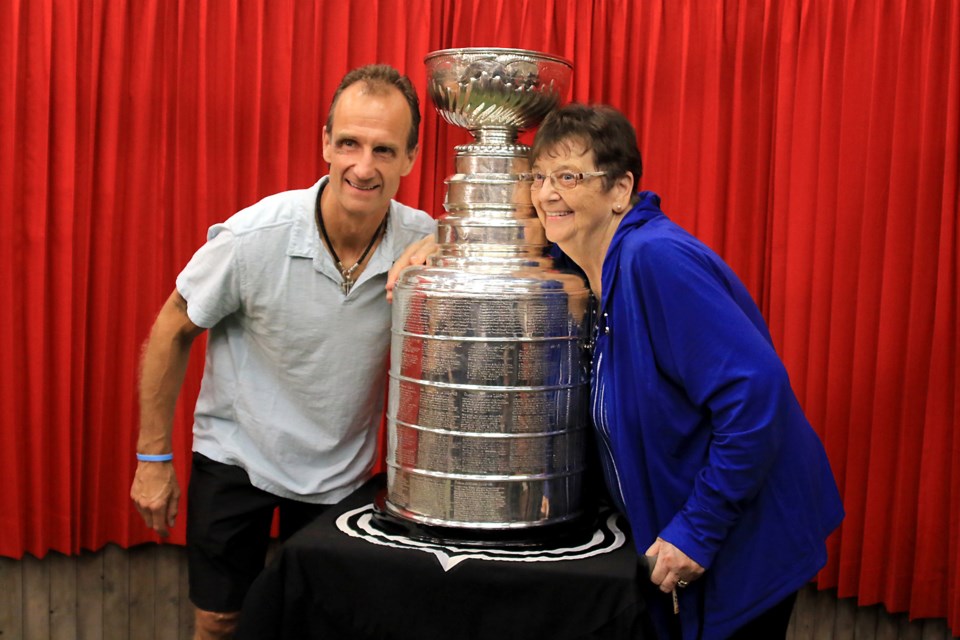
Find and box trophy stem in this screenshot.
[469,127,520,147]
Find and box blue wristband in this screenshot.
[136,452,173,462]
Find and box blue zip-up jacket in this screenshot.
[588,192,844,639]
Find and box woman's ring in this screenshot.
[676,578,689,588]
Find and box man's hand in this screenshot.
[386,234,437,303]
[130,461,180,537]
[646,536,705,592]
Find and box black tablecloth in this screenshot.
[237,475,652,640]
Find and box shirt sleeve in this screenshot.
[627,236,792,568]
[175,224,242,329]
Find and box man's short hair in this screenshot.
[326,64,421,153]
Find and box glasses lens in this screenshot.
[555,172,579,190]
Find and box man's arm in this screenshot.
[130,290,205,536]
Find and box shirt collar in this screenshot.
[286,177,328,259]
[286,176,400,277]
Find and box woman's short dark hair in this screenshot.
[326,64,421,153]
[530,104,643,192]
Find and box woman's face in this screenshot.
[529,141,626,251]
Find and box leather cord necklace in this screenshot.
[316,192,388,295]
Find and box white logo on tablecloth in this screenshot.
[335,505,627,572]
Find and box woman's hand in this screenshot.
[386,234,437,303]
[645,537,705,593]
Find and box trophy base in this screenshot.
[370,487,598,549]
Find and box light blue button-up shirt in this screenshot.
[177,177,436,503]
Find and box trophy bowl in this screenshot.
[425,47,573,138]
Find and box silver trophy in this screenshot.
[385,48,592,530]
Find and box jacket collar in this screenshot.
[600,190,664,312]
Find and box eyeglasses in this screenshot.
[528,170,608,191]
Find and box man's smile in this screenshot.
[346,178,379,191]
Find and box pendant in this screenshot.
[337,261,358,295]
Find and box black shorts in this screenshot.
[186,452,330,612]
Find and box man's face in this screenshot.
[322,82,418,220]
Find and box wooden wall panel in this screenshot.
[0,555,24,638]
[48,553,77,640]
[102,545,130,639]
[76,552,104,640]
[155,546,183,640]
[128,546,156,638]
[832,590,858,638]
[0,546,956,640]
[178,556,193,640]
[22,555,50,639]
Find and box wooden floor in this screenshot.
[0,544,956,639]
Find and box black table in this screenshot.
[238,475,652,640]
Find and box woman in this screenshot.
[528,104,844,640]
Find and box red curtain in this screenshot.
[2,0,957,632]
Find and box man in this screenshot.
[130,64,437,639]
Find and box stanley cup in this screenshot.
[385,48,593,529]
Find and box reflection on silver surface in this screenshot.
[445,174,533,206]
[425,48,572,144]
[386,467,583,529]
[390,424,586,475]
[386,48,591,529]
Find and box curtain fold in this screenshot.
[2,0,957,632]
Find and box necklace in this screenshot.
[316,193,387,295]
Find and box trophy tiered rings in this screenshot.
[385,48,593,530]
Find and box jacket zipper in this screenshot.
[593,350,628,511]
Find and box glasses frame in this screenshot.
[527,170,608,191]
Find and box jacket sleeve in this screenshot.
[626,236,793,569]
